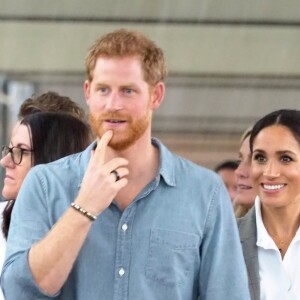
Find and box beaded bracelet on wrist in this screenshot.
[70,202,97,222]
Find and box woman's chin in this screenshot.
[2,188,17,201]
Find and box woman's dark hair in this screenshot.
[2,112,92,238]
[22,112,92,165]
[249,109,300,153]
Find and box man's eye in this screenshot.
[123,88,133,94]
[96,87,109,94]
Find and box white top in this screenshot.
[255,197,300,300]
[0,201,6,300]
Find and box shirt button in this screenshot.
[119,268,125,276]
[122,223,128,231]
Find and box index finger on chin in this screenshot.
[94,130,113,163]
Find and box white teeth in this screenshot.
[263,184,284,190]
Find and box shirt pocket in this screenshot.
[145,228,199,286]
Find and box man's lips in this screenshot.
[105,119,126,123]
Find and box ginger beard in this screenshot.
[90,106,152,151]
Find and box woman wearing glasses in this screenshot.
[1,112,92,238]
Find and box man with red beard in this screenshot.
[1,29,250,300]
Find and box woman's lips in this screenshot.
[5,174,14,181]
[237,184,252,190]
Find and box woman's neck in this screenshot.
[262,204,300,257]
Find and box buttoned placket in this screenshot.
[113,203,137,300]
[112,177,160,300]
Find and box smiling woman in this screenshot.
[237,109,300,300]
[233,127,257,218]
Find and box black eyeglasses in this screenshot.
[1,146,34,165]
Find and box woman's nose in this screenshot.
[0,153,14,168]
[263,161,280,178]
[235,161,249,178]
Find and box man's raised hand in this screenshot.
[75,130,129,216]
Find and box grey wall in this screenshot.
[1,0,300,166]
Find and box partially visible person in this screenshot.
[1,90,89,228]
[18,91,87,121]
[234,127,256,217]
[0,201,5,296]
[238,109,300,300]
[1,112,92,238]
[0,112,91,299]
[214,159,238,201]
[1,29,250,300]
[0,91,90,300]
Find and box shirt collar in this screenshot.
[78,138,176,188]
[255,196,278,250]
[255,197,300,248]
[150,137,176,187]
[294,227,300,243]
[77,141,97,188]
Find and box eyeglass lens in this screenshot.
[2,146,22,165]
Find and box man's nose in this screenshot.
[106,92,123,111]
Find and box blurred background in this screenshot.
[1,0,300,175]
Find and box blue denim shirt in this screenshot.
[1,139,250,300]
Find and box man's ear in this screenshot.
[150,82,165,111]
[84,80,91,105]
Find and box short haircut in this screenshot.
[18,91,87,122]
[214,160,239,173]
[85,28,167,85]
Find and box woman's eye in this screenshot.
[281,156,292,163]
[253,154,266,162]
